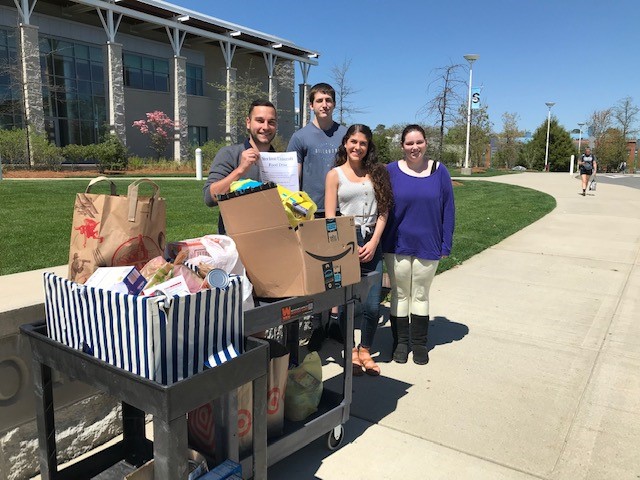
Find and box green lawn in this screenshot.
[0,179,555,276]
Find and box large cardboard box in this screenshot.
[218,186,359,297]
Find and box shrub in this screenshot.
[127,155,146,170]
[198,139,228,165]
[0,128,28,165]
[94,134,128,172]
[62,144,97,169]
[31,134,63,170]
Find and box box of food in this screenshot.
[84,266,146,295]
[217,184,359,298]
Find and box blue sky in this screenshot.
[175,0,639,135]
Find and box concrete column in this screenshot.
[172,55,188,162]
[224,66,237,144]
[18,23,44,167]
[104,42,126,144]
[268,76,277,108]
[298,83,309,127]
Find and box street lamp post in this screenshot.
[577,122,585,155]
[544,101,555,171]
[462,54,479,175]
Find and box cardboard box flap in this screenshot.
[231,225,306,297]
[217,183,289,234]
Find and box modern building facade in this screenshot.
[0,0,319,160]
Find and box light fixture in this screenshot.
[176,15,189,22]
[307,53,318,58]
[229,31,242,37]
[271,43,283,49]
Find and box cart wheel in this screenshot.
[326,425,344,450]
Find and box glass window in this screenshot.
[124,67,142,89]
[142,70,155,90]
[124,53,141,69]
[186,64,204,96]
[57,41,74,58]
[91,64,104,82]
[75,44,89,60]
[142,56,154,71]
[76,58,91,80]
[78,94,93,118]
[122,52,169,92]
[77,80,91,94]
[92,82,105,96]
[188,126,208,146]
[90,47,102,62]
[154,59,169,74]
[62,58,76,78]
[154,73,168,92]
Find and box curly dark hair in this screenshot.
[335,124,393,214]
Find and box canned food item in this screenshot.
[206,268,230,289]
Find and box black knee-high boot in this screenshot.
[391,315,410,363]
[390,315,398,352]
[411,314,430,365]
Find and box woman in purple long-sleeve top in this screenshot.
[381,124,455,365]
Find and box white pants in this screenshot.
[385,254,439,317]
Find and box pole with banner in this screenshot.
[471,87,481,110]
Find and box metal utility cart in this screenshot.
[20,322,270,480]
[221,272,377,478]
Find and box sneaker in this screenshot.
[581,192,586,196]
[307,327,325,352]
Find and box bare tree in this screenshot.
[588,108,613,153]
[495,112,523,168]
[613,96,639,140]
[330,58,364,124]
[212,60,267,143]
[419,63,466,161]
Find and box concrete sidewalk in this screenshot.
[269,172,640,479]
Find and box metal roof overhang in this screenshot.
[18,0,320,65]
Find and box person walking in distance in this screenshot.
[288,83,347,351]
[382,125,455,365]
[325,124,393,376]
[578,147,597,196]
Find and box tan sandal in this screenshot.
[358,347,381,376]
[352,347,364,376]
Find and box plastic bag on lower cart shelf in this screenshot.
[284,351,323,422]
[187,339,290,456]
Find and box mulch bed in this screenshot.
[2,169,194,178]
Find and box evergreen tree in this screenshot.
[526,118,574,171]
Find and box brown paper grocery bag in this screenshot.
[67,177,166,283]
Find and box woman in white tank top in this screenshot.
[325,124,393,376]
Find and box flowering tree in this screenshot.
[132,111,174,159]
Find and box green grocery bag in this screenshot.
[284,352,322,422]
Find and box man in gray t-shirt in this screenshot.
[287,83,347,350]
[287,83,347,213]
[203,99,277,232]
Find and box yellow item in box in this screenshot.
[276,185,317,227]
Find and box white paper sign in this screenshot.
[258,151,299,191]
